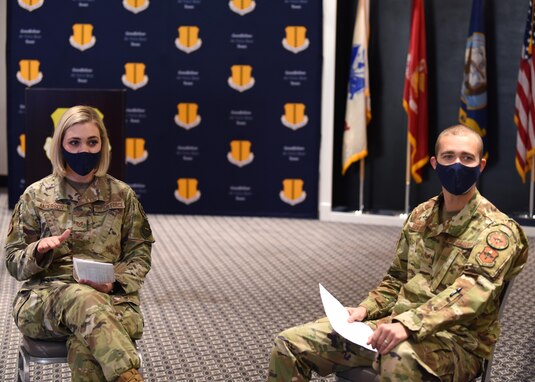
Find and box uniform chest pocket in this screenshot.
[430,239,474,292]
[91,202,125,254]
[92,204,124,229]
[36,202,70,237]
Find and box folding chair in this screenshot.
[335,281,514,382]
[17,336,143,382]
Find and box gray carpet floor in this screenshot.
[0,189,533,381]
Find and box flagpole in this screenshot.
[530,156,535,218]
[404,133,411,215]
[358,159,365,212]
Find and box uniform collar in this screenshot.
[54,175,109,204]
[426,190,481,237]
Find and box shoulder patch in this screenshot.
[141,219,152,239]
[486,231,509,250]
[476,246,499,267]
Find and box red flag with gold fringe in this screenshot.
[402,0,428,184]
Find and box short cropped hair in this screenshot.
[435,124,484,161]
[50,105,110,177]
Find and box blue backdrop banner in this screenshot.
[7,0,322,217]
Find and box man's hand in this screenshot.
[347,306,367,323]
[79,280,113,294]
[367,322,409,355]
[37,229,71,254]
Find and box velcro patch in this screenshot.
[486,231,509,250]
[37,202,69,211]
[476,246,499,267]
[141,219,152,239]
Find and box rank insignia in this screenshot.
[477,246,499,267]
[486,231,509,250]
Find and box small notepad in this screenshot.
[73,257,115,284]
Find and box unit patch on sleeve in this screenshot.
[476,246,499,267]
[486,231,509,250]
[141,219,152,239]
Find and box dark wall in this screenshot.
[332,0,529,218]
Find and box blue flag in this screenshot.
[459,0,488,156]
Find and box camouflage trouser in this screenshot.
[268,317,481,382]
[13,283,143,382]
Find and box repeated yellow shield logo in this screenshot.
[123,0,150,14]
[174,178,201,205]
[16,59,43,87]
[280,179,307,206]
[18,0,44,12]
[17,134,26,158]
[51,108,70,129]
[229,0,256,16]
[43,136,53,160]
[175,26,202,53]
[283,26,310,54]
[43,108,69,160]
[125,138,149,165]
[174,103,201,130]
[228,65,255,92]
[281,103,308,130]
[227,140,254,167]
[122,63,149,90]
[43,107,68,160]
[69,24,96,51]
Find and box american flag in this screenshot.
[515,0,535,183]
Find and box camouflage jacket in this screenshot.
[358,191,528,359]
[5,174,154,306]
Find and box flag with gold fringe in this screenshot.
[515,0,535,183]
[342,0,371,175]
[459,0,488,157]
[403,0,428,183]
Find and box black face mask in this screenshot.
[62,149,101,176]
[435,162,481,195]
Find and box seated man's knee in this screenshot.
[271,325,311,361]
[379,342,439,382]
[273,328,297,352]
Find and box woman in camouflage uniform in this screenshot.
[5,105,154,382]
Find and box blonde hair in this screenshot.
[435,124,484,160]
[50,105,110,177]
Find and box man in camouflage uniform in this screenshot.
[268,125,529,382]
[5,106,154,382]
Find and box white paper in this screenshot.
[73,257,115,284]
[319,284,376,352]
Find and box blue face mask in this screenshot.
[62,149,101,176]
[435,162,481,195]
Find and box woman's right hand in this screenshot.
[37,229,71,254]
